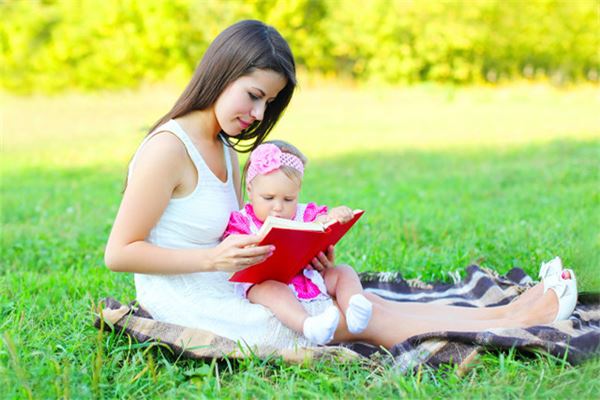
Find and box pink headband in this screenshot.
[246,143,304,183]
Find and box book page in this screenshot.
[257,215,324,239]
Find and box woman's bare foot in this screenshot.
[508,282,545,309]
[513,270,574,326]
[515,288,560,326]
[508,268,572,311]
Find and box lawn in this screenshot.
[1,84,599,398]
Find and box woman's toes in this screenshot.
[561,270,571,280]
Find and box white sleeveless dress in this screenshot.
[129,120,332,348]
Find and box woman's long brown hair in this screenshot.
[149,20,296,152]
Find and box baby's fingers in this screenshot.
[339,215,352,223]
[317,251,334,269]
[334,207,354,223]
[310,256,325,272]
[325,245,335,261]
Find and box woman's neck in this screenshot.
[176,109,221,143]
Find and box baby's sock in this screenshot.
[303,306,340,345]
[345,294,373,334]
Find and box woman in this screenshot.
[105,20,577,350]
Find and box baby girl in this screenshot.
[224,140,373,345]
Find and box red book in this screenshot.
[229,210,364,284]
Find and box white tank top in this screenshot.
[127,119,239,250]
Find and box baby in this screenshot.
[224,140,373,345]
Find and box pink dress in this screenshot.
[224,203,330,301]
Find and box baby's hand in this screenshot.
[327,206,354,224]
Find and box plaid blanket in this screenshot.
[95,266,600,373]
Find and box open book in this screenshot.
[229,210,364,284]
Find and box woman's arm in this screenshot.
[105,133,272,274]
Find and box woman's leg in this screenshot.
[509,282,545,307]
[332,287,561,349]
[364,293,511,320]
[362,277,556,322]
[367,269,574,322]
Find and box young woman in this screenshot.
[105,20,577,349]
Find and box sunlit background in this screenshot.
[2,1,599,164]
[2,1,600,397]
[3,0,599,284]
[3,0,599,92]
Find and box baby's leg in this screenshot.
[248,280,308,332]
[323,265,364,309]
[248,280,339,345]
[323,265,373,334]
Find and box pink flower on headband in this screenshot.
[250,143,282,175]
[246,143,305,183]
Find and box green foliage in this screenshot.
[1,0,598,93]
[321,0,599,84]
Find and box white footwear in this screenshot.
[539,256,563,280]
[303,306,340,345]
[345,294,373,334]
[544,268,578,322]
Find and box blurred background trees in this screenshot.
[1,0,598,94]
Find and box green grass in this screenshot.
[1,84,599,398]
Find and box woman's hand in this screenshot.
[310,245,335,273]
[210,235,274,272]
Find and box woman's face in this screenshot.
[214,69,287,136]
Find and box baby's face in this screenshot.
[247,170,300,222]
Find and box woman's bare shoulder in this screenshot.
[129,131,188,184]
[137,131,189,165]
[140,131,188,160]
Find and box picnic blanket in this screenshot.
[95,265,600,373]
